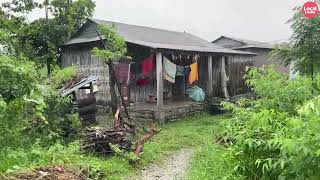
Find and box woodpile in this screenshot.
[82,127,132,155]
[82,108,159,156]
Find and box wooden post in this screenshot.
[156,51,163,109]
[207,55,213,96]
[221,56,230,100]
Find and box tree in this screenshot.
[92,24,128,113]
[0,0,95,74]
[272,0,320,79]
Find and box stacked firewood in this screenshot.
[82,127,132,155]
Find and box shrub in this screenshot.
[0,55,80,149]
[220,67,320,179]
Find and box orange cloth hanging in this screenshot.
[188,62,199,85]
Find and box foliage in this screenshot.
[92,24,127,62]
[244,66,315,115]
[219,67,320,179]
[271,0,320,76]
[49,66,77,87]
[0,55,38,102]
[1,0,95,70]
[187,143,242,180]
[0,55,80,149]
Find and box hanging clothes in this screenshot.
[141,55,155,77]
[188,62,199,85]
[114,63,131,85]
[176,65,185,76]
[163,56,176,83]
[185,66,191,77]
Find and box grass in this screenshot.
[0,113,232,179]
[186,143,241,180]
[139,113,228,166]
[0,142,136,179]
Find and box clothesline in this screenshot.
[163,56,198,85]
[114,54,199,86]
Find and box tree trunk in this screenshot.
[109,62,118,114]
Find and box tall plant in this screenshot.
[221,67,320,179]
[272,0,320,78]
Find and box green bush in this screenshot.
[0,55,80,149]
[220,67,320,179]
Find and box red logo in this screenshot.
[302,1,319,19]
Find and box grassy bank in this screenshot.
[1,113,229,179]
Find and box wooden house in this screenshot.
[212,36,289,73]
[60,19,255,122]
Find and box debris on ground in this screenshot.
[2,166,88,180]
[82,108,159,156]
[82,126,132,155]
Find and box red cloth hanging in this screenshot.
[141,55,155,77]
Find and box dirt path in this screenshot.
[138,149,194,180]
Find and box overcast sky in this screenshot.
[3,0,307,43]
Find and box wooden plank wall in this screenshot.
[61,48,111,105]
[198,55,222,97]
[199,55,253,98]
[226,56,254,96]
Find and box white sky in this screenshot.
[2,0,308,43]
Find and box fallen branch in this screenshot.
[134,124,161,157]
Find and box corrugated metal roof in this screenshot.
[64,19,255,55]
[60,76,97,97]
[212,36,274,49]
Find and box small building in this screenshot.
[60,19,255,122]
[212,36,289,73]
